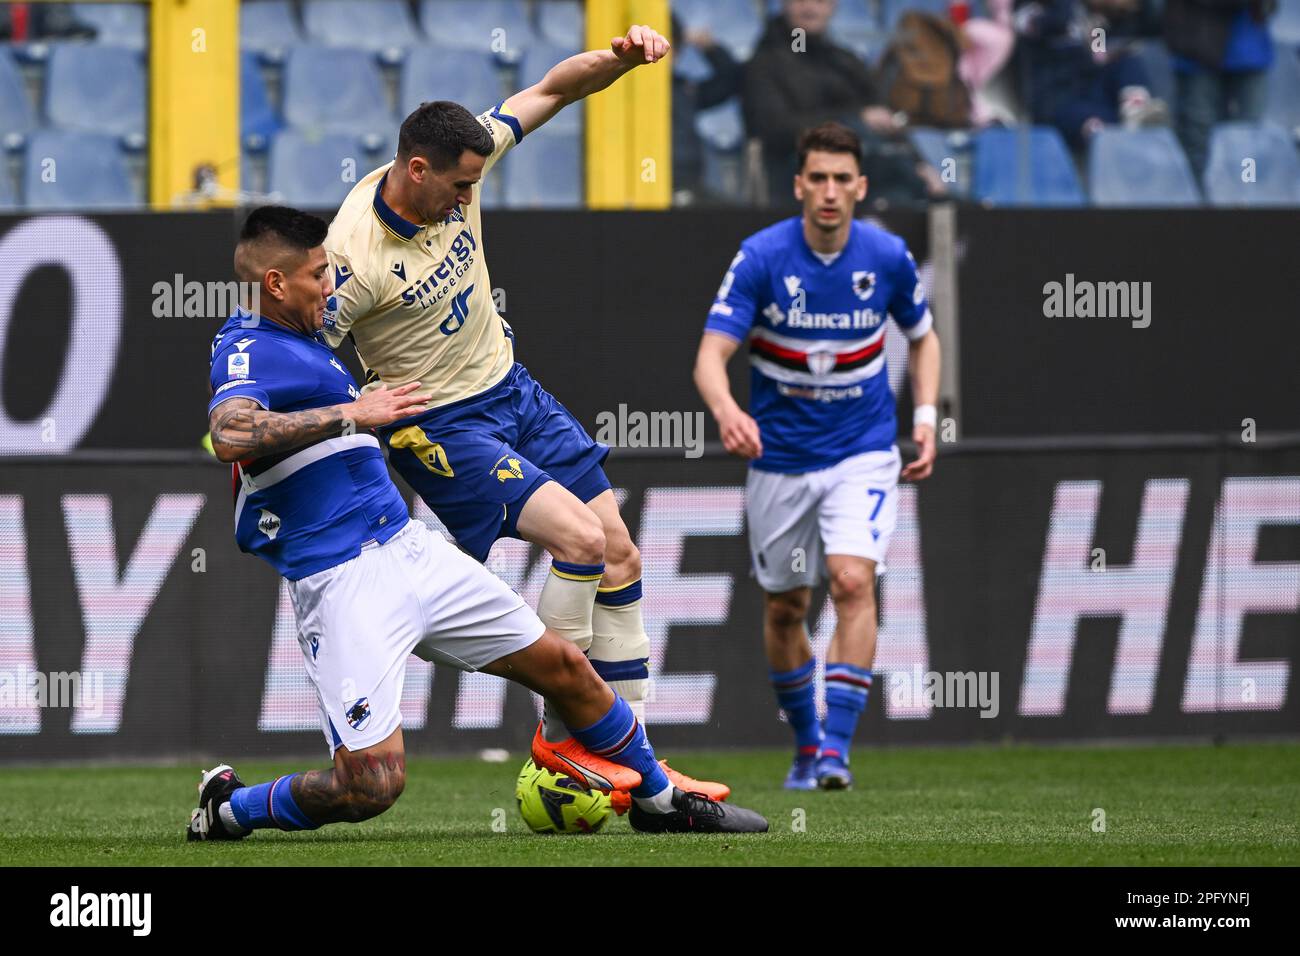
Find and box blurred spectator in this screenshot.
[1165,0,1275,175]
[0,3,96,41]
[744,0,943,206]
[960,0,1018,126]
[672,14,743,203]
[1015,0,1169,148]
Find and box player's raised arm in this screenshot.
[501,24,670,137]
[208,385,429,463]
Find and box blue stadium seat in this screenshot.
[282,45,394,140]
[267,129,369,208]
[883,0,952,30]
[45,43,146,140]
[1264,43,1300,138]
[1203,122,1300,206]
[1087,127,1200,206]
[1275,0,1300,45]
[0,50,35,148]
[241,52,281,149]
[302,0,421,54]
[673,0,763,60]
[830,0,888,64]
[417,0,534,61]
[519,43,581,132]
[1132,40,1173,104]
[973,126,1084,206]
[695,97,745,151]
[503,129,581,207]
[400,48,503,118]
[241,0,302,61]
[23,130,140,209]
[910,126,971,195]
[537,0,583,48]
[71,3,147,50]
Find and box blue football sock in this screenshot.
[822,664,872,763]
[568,695,670,799]
[228,773,319,831]
[770,658,822,754]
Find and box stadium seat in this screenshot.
[302,0,421,55]
[267,129,370,208]
[45,43,146,140]
[519,43,581,133]
[0,50,35,149]
[910,126,971,196]
[673,0,764,60]
[241,52,281,150]
[282,45,394,140]
[71,3,147,50]
[829,0,889,64]
[1264,42,1300,139]
[23,129,141,209]
[417,0,534,61]
[399,48,503,118]
[972,126,1085,206]
[1275,0,1300,45]
[503,129,581,207]
[536,0,583,48]
[241,0,302,61]
[695,97,745,152]
[1132,40,1174,104]
[1087,127,1200,206]
[1202,122,1300,206]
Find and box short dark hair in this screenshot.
[797,122,864,172]
[238,205,328,249]
[234,206,328,282]
[398,101,494,171]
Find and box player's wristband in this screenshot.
[913,404,938,429]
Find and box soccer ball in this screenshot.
[515,759,611,834]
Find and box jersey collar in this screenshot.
[372,170,421,242]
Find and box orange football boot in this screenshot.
[610,790,632,815]
[658,760,731,802]
[530,723,641,793]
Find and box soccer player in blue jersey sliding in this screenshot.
[190,206,767,839]
[319,24,729,807]
[693,122,942,791]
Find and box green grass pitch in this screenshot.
[2,743,1297,866]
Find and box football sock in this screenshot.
[822,663,872,762]
[226,774,319,832]
[591,579,651,724]
[770,658,821,754]
[537,560,603,742]
[568,695,672,807]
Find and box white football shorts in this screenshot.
[746,447,901,592]
[286,518,545,755]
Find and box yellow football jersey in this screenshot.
[322,103,522,407]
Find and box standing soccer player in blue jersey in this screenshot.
[693,122,942,790]
[190,206,767,839]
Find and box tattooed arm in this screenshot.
[207,383,430,464]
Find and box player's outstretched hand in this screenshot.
[345,382,430,430]
[718,407,763,460]
[901,423,936,482]
[611,24,670,65]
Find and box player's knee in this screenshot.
[765,590,811,630]
[555,513,606,566]
[829,566,875,609]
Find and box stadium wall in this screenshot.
[1,439,1297,760]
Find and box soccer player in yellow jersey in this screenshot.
[322,26,727,803]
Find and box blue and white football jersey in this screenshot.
[704,217,932,473]
[207,312,410,579]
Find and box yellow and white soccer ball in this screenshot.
[515,758,611,834]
